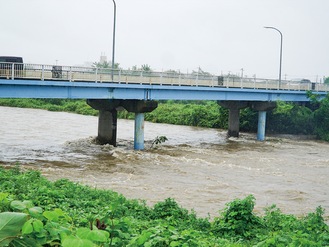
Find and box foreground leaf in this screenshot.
[62,235,96,247]
[0,212,28,246]
[77,227,109,242]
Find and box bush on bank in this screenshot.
[1,98,329,140]
[0,166,328,246]
[145,101,224,128]
[314,95,329,141]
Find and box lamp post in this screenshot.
[264,26,283,88]
[111,0,116,81]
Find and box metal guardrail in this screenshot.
[0,62,328,92]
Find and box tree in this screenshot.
[324,77,329,84]
[314,94,329,141]
[141,64,152,72]
[92,61,120,69]
[131,65,138,71]
[129,64,152,72]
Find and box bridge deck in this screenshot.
[0,78,326,102]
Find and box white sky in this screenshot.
[1,0,328,81]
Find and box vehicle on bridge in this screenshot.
[300,79,311,83]
[0,56,24,78]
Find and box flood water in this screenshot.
[1,106,329,218]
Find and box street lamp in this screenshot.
[111,0,116,81]
[264,26,283,88]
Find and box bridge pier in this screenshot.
[87,99,121,146]
[257,111,266,141]
[134,113,145,150]
[219,101,276,140]
[219,101,248,137]
[98,109,117,145]
[87,99,158,150]
[250,102,277,141]
[121,100,158,150]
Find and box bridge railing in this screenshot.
[1,62,328,92]
[224,77,318,91]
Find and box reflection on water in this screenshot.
[1,106,329,218]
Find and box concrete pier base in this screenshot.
[134,113,145,150]
[219,101,248,138]
[87,99,121,146]
[257,111,266,141]
[228,108,240,137]
[97,109,117,146]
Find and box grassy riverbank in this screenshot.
[0,99,98,116]
[1,166,328,246]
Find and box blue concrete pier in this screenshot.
[257,111,267,141]
[134,113,145,150]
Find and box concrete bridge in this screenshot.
[1,62,327,149]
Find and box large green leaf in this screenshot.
[0,193,9,202]
[28,207,43,218]
[62,235,95,247]
[76,227,109,243]
[22,220,33,235]
[0,212,28,246]
[10,237,42,247]
[10,200,33,211]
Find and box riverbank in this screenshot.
[1,166,328,246]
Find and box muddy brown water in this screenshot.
[1,106,328,218]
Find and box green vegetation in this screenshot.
[324,77,329,84]
[92,60,120,69]
[314,95,329,141]
[146,101,223,128]
[0,99,98,116]
[0,166,328,246]
[151,136,168,149]
[2,96,329,141]
[267,101,315,135]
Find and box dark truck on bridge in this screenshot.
[0,56,24,78]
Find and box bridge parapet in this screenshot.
[1,62,327,92]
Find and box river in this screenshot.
[1,106,328,218]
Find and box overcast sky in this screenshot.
[1,0,328,81]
